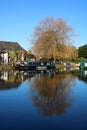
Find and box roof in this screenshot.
[0,41,25,51]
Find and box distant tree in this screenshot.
[66,45,78,59]
[27,49,32,54]
[78,44,87,58]
[31,17,75,61]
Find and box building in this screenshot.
[0,51,8,64]
[0,41,25,64]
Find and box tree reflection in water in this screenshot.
[27,72,76,116]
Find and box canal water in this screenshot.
[0,69,87,130]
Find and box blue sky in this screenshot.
[0,0,87,50]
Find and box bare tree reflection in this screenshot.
[27,72,76,116]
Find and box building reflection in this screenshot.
[0,70,22,90]
[27,72,77,116]
[0,69,87,91]
[0,70,53,90]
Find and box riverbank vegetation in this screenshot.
[0,64,14,70]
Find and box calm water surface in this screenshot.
[0,70,87,130]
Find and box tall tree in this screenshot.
[31,17,75,61]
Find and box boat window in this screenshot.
[33,62,37,65]
[24,61,27,64]
[47,63,50,65]
[41,63,44,65]
[28,62,32,65]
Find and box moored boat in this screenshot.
[15,61,55,70]
[79,60,87,70]
[15,61,37,70]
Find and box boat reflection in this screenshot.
[0,70,55,90]
[0,69,87,91]
[78,70,87,83]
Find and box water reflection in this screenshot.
[0,68,87,130]
[78,70,87,83]
[27,72,77,116]
[0,70,21,90]
[1,69,87,130]
[0,70,55,90]
[0,69,87,91]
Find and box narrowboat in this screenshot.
[15,61,55,70]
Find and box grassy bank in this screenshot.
[0,65,14,70]
[55,64,76,70]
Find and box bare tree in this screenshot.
[31,17,75,61]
